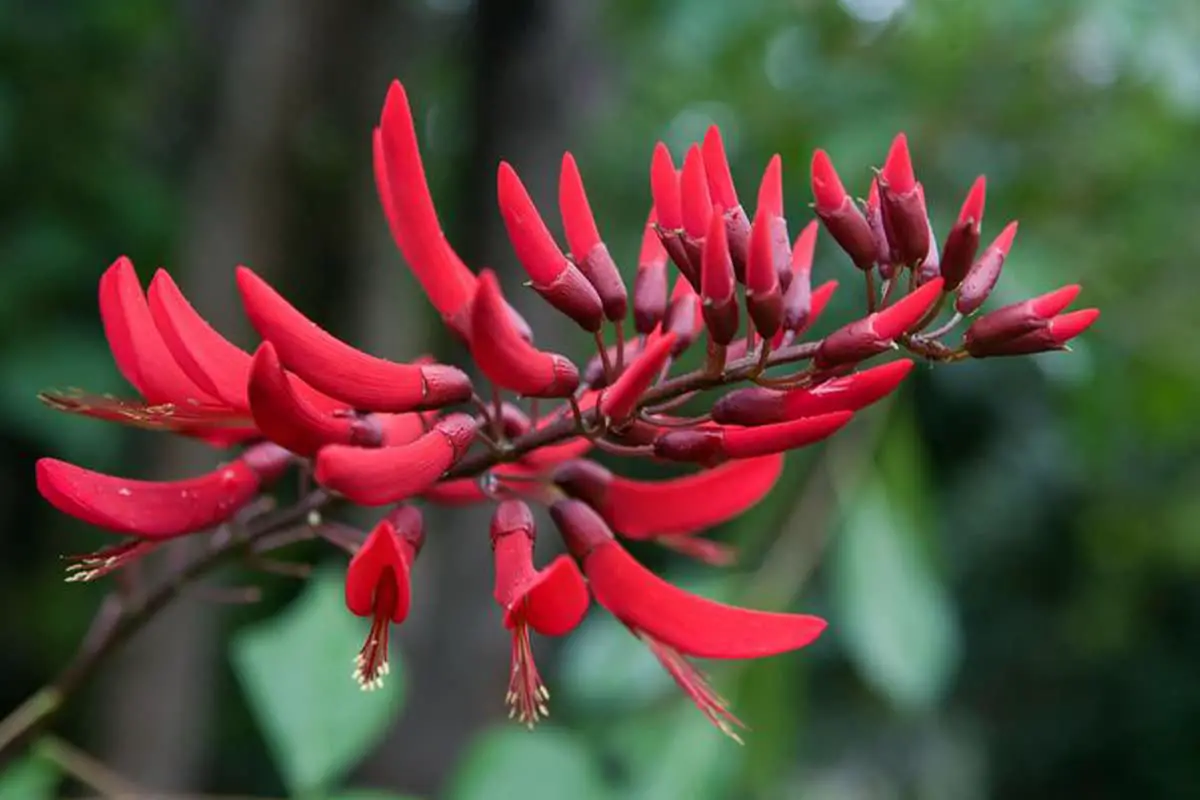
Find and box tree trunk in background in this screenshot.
[95,0,339,790]
[356,0,604,794]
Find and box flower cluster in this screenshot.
[34,80,1098,740]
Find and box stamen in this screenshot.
[639,631,745,744]
[506,620,550,728]
[62,539,160,583]
[354,572,397,691]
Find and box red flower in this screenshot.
[653,412,853,466]
[37,442,290,581]
[598,332,678,424]
[315,414,476,505]
[551,499,826,740]
[940,177,987,290]
[877,134,930,267]
[490,500,589,725]
[559,153,628,322]
[814,278,944,370]
[700,209,739,347]
[345,506,425,690]
[811,149,877,271]
[956,222,1018,315]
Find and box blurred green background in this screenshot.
[1,0,1197,797]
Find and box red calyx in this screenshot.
[700,208,739,346]
[559,153,628,322]
[810,150,878,270]
[940,176,986,290]
[375,83,478,338]
[746,206,784,339]
[497,162,604,332]
[315,414,476,505]
[956,221,1018,315]
[236,267,471,413]
[469,271,581,398]
[877,133,930,267]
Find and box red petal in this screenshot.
[881,133,916,194]
[958,176,987,226]
[1049,308,1099,343]
[100,258,221,406]
[558,152,602,261]
[520,555,590,636]
[810,149,848,215]
[497,161,571,286]
[421,477,488,506]
[873,277,944,340]
[469,271,580,397]
[700,208,738,345]
[345,519,413,622]
[236,266,471,412]
[651,143,683,230]
[701,126,739,208]
[605,455,783,538]
[576,531,827,659]
[36,455,278,538]
[681,145,712,240]
[248,342,361,456]
[719,411,853,459]
[755,154,783,219]
[376,83,477,330]
[315,414,475,505]
[599,332,677,422]
[148,269,253,409]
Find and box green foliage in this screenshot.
[231,568,405,798]
[445,727,607,800]
[0,752,59,799]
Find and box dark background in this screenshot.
[1,0,1197,797]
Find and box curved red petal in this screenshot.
[651,143,683,230]
[101,258,221,406]
[315,414,476,505]
[755,154,783,219]
[376,83,477,329]
[584,538,826,658]
[236,266,471,412]
[720,411,853,459]
[345,520,412,621]
[37,457,266,538]
[469,271,580,397]
[521,555,590,637]
[873,277,944,340]
[605,455,783,538]
[681,144,713,240]
[599,331,677,422]
[559,152,602,261]
[248,342,360,456]
[881,133,916,194]
[497,161,570,286]
[810,149,848,215]
[701,126,739,209]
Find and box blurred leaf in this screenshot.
[231,568,405,797]
[558,609,674,715]
[0,751,59,799]
[0,326,125,465]
[831,475,962,712]
[329,791,422,800]
[614,704,743,800]
[446,727,607,800]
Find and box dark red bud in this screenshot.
[956,222,1017,315]
[940,176,986,290]
[877,135,930,267]
[549,498,616,561]
[811,150,877,270]
[700,208,739,346]
[746,207,783,339]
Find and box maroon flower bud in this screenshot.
[865,179,894,276]
[559,153,628,322]
[700,209,739,346]
[781,222,817,332]
[968,308,1099,358]
[877,134,930,267]
[634,210,669,334]
[963,284,1084,356]
[662,278,704,356]
[815,279,943,369]
[755,155,792,291]
[940,176,986,290]
[651,144,696,285]
[811,149,877,270]
[956,221,1018,315]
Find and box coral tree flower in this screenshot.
[490,500,589,726]
[36,442,291,581]
[345,506,425,690]
[551,499,826,741]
